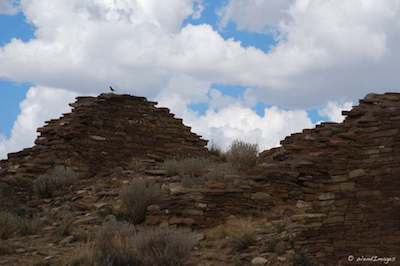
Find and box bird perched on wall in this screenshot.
[109,86,115,92]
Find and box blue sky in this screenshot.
[0,1,325,138]
[0,12,34,137]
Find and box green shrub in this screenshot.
[204,163,237,181]
[275,223,286,233]
[181,176,199,188]
[64,245,94,266]
[33,165,77,198]
[0,211,40,239]
[226,140,258,171]
[177,157,209,177]
[120,180,162,224]
[163,159,180,176]
[0,212,18,239]
[227,219,257,251]
[57,216,74,237]
[208,143,226,161]
[92,222,139,266]
[66,222,197,266]
[163,157,209,178]
[134,227,197,266]
[292,251,314,266]
[33,175,58,198]
[266,238,279,253]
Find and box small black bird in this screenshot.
[109,86,115,92]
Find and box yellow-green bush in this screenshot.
[163,157,209,177]
[226,140,258,171]
[0,211,40,239]
[33,165,77,198]
[120,180,162,224]
[66,222,196,266]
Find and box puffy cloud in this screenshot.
[0,0,19,15]
[318,101,353,123]
[0,86,77,159]
[0,0,399,109]
[1,0,400,156]
[186,103,314,151]
[219,0,294,32]
[220,0,400,107]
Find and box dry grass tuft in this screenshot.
[120,179,162,224]
[163,157,209,177]
[204,162,237,181]
[65,222,196,266]
[208,143,227,161]
[226,140,258,171]
[33,165,77,198]
[206,218,257,251]
[134,226,197,266]
[0,211,40,239]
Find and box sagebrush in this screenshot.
[163,157,209,177]
[66,222,196,266]
[33,165,77,198]
[120,179,162,224]
[226,140,258,171]
[0,211,40,239]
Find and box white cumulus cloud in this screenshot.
[1,0,400,157]
[219,0,294,32]
[318,101,353,123]
[0,0,19,15]
[187,104,314,151]
[0,86,77,159]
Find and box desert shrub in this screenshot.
[134,227,197,266]
[0,241,13,255]
[65,245,93,266]
[225,219,257,251]
[208,143,227,161]
[0,211,40,239]
[181,175,203,188]
[275,222,286,233]
[163,157,209,177]
[92,222,139,266]
[32,261,52,266]
[177,157,209,177]
[163,159,180,176]
[292,251,314,266]
[57,216,75,237]
[33,175,57,198]
[66,222,196,266]
[226,140,258,171]
[206,218,257,251]
[0,212,18,239]
[120,180,162,224]
[204,162,237,181]
[16,216,41,236]
[33,165,77,198]
[266,237,278,252]
[129,158,146,173]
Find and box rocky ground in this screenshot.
[0,157,310,266]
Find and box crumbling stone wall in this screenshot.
[260,93,400,265]
[0,93,208,206]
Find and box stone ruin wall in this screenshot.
[0,93,208,206]
[0,91,399,265]
[260,93,400,265]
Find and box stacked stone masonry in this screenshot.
[260,92,400,265]
[0,93,208,207]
